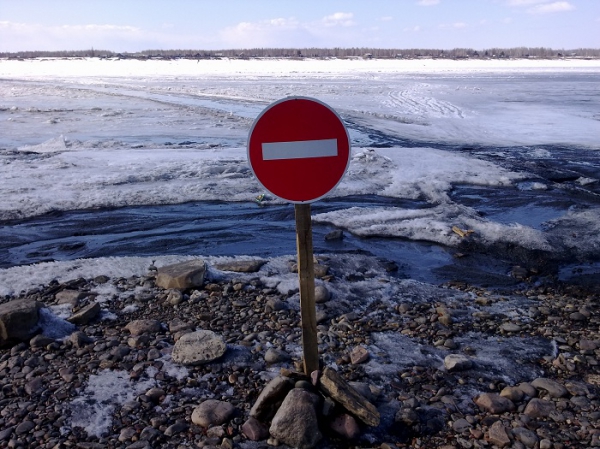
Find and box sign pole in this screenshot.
[294,203,320,375]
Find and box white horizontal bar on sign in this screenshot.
[262,138,338,161]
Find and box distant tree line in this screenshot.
[2,47,599,60]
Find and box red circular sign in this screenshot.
[247,97,351,203]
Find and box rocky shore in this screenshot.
[0,255,598,448]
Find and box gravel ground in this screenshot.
[0,257,598,449]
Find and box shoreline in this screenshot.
[2,57,600,79]
[0,255,598,447]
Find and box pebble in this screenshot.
[0,268,597,448]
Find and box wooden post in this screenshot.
[295,203,320,375]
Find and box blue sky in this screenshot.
[1,0,598,52]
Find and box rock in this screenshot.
[500,386,524,402]
[145,387,165,402]
[350,346,369,364]
[314,264,329,278]
[166,290,184,305]
[0,427,13,441]
[452,418,471,433]
[30,334,55,349]
[436,306,453,326]
[171,330,226,365]
[330,413,360,440]
[269,388,322,449]
[318,367,380,427]
[444,354,473,372]
[25,377,44,395]
[487,420,511,447]
[163,422,188,437]
[250,375,295,421]
[59,367,75,382]
[511,266,528,280]
[69,330,92,348]
[579,339,598,351]
[125,319,162,336]
[265,348,291,364]
[523,398,555,418]
[213,259,267,273]
[15,420,35,435]
[512,427,539,448]
[191,400,235,427]
[67,302,101,325]
[324,230,344,241]
[242,417,269,441]
[119,427,137,442]
[516,382,537,398]
[155,259,206,289]
[0,298,41,345]
[55,289,85,306]
[266,297,286,312]
[474,393,515,414]
[314,285,331,303]
[531,377,568,398]
[500,322,522,332]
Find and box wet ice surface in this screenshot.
[1,58,599,287]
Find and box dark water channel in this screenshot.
[1,189,595,289]
[0,196,458,284]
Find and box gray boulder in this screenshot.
[250,375,295,421]
[269,388,322,449]
[191,400,235,427]
[172,330,226,365]
[155,259,206,290]
[0,299,41,345]
[67,302,101,325]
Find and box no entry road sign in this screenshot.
[248,97,351,203]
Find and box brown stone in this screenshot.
[67,302,101,325]
[318,367,380,427]
[155,259,206,289]
[270,388,322,449]
[250,375,294,421]
[330,413,361,440]
[474,393,515,414]
[487,421,511,448]
[523,398,555,418]
[55,289,85,307]
[191,400,235,427]
[125,319,162,336]
[0,299,41,345]
[242,417,269,441]
[350,346,369,365]
[213,260,266,273]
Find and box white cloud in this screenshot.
[417,0,440,5]
[505,0,575,14]
[220,17,306,48]
[380,16,394,22]
[506,0,547,5]
[403,25,422,32]
[219,13,357,48]
[527,1,575,14]
[321,12,356,27]
[439,22,467,29]
[0,21,147,52]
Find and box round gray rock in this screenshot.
[192,400,235,427]
[444,354,473,372]
[172,330,227,365]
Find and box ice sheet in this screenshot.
[1,58,599,265]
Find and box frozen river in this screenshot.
[1,58,599,289]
